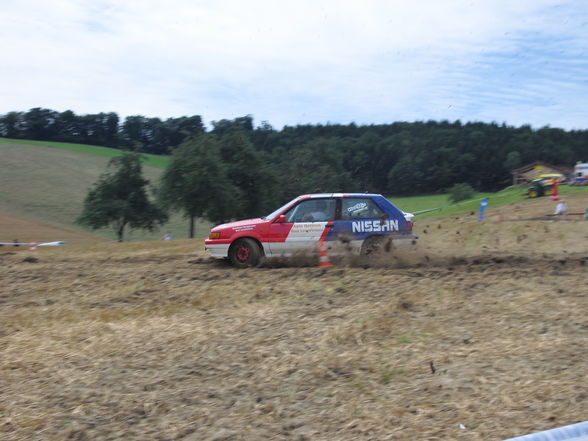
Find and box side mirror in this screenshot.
[275,214,287,223]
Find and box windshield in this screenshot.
[262,196,300,220]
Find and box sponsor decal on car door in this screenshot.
[286,221,332,254]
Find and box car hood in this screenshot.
[212,218,266,231]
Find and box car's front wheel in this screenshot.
[229,238,261,268]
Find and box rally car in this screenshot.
[204,193,416,267]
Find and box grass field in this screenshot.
[0,137,169,168]
[393,185,588,220]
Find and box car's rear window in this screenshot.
[341,198,383,220]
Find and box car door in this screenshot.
[267,198,336,256]
[327,197,390,254]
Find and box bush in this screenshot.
[447,183,475,203]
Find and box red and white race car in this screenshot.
[204,193,416,267]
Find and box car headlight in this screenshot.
[209,232,221,239]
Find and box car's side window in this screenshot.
[284,199,336,222]
[341,198,384,220]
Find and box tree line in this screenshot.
[0,108,588,199]
[0,108,205,154]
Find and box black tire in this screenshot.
[360,235,389,256]
[229,238,261,268]
[529,184,544,198]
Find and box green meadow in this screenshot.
[0,140,206,241]
[392,186,588,220]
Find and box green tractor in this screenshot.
[526,174,565,198]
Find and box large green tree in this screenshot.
[77,152,167,241]
[218,132,279,218]
[158,136,241,237]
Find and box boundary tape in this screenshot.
[0,241,65,247]
[412,189,524,216]
[502,421,588,441]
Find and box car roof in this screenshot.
[299,193,382,198]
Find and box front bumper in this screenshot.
[204,243,230,258]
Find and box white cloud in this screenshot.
[0,0,586,129]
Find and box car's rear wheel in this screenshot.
[529,185,544,198]
[229,238,261,268]
[360,235,390,256]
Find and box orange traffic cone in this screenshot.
[29,241,38,251]
[318,238,333,268]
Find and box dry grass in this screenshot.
[1,196,588,441]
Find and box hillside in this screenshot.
[0,138,169,168]
[0,140,210,241]
[1,195,587,441]
[0,212,100,244]
[3,139,588,244]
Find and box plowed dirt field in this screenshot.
[1,195,587,441]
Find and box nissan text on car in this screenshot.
[205,193,416,267]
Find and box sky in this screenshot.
[1,0,587,130]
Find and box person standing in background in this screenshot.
[554,200,568,218]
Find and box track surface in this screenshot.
[1,195,588,440]
[1,250,587,441]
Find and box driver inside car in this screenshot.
[301,200,329,222]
